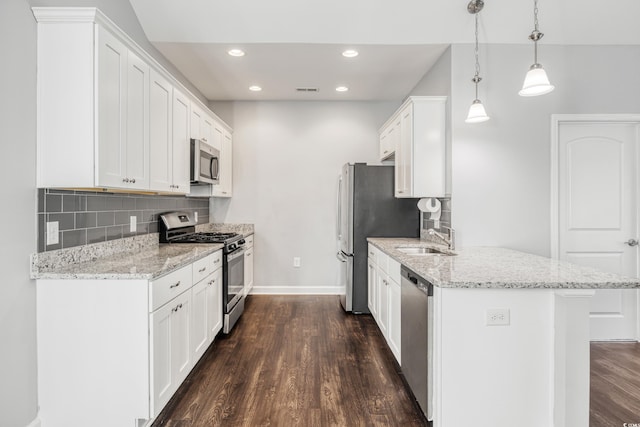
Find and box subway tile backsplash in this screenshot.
[421,196,452,233]
[37,189,209,252]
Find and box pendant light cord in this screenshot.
[473,13,480,99]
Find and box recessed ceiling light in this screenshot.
[342,49,359,58]
[336,86,349,92]
[249,85,262,92]
[228,49,245,57]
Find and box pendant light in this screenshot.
[465,0,490,124]
[519,0,554,96]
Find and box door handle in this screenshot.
[626,239,639,247]
[336,252,346,262]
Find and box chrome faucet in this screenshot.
[427,226,455,251]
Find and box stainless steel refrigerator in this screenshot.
[336,163,420,313]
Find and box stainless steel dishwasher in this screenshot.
[401,266,433,422]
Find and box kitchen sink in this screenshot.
[395,246,454,256]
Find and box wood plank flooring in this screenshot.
[152,295,427,427]
[590,342,640,427]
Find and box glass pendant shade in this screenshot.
[519,64,554,96]
[465,99,490,123]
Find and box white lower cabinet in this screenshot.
[243,234,254,295]
[36,249,223,427]
[368,243,401,363]
[150,288,192,416]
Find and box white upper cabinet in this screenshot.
[171,89,191,193]
[33,8,231,194]
[212,129,233,197]
[379,96,448,198]
[149,70,173,191]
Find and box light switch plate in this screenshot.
[194,212,198,222]
[130,216,137,233]
[46,221,59,245]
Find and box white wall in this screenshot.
[0,0,38,425]
[208,101,397,292]
[414,44,640,256]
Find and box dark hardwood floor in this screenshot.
[590,342,640,427]
[152,295,427,427]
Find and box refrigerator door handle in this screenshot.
[336,174,342,242]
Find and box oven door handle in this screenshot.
[226,247,245,262]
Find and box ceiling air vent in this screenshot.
[296,87,319,93]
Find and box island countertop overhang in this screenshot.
[367,237,640,290]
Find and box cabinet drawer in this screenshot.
[192,251,222,283]
[388,257,401,284]
[368,244,378,264]
[150,265,193,312]
[244,234,254,248]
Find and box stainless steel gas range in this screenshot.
[159,211,246,334]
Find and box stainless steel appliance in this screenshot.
[158,212,245,334]
[190,138,219,185]
[336,163,420,313]
[401,266,433,421]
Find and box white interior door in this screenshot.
[556,119,639,341]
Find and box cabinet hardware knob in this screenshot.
[170,281,181,289]
[199,267,207,273]
[626,239,639,247]
[123,178,129,183]
[131,179,135,183]
[208,280,215,286]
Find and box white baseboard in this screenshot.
[25,415,41,427]
[249,286,341,295]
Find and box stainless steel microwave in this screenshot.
[190,139,220,185]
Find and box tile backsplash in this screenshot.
[37,189,209,252]
[421,196,452,234]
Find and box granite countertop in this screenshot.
[197,223,254,236]
[33,242,223,280]
[367,237,640,290]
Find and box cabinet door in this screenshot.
[207,268,223,340]
[96,26,127,188]
[202,115,214,146]
[396,105,413,197]
[172,89,190,193]
[213,130,233,197]
[171,290,192,386]
[244,246,254,295]
[191,279,209,362]
[387,277,402,363]
[125,50,150,189]
[211,120,224,151]
[150,301,174,417]
[368,258,378,319]
[190,105,203,140]
[149,70,173,191]
[377,270,389,338]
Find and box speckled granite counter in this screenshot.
[197,223,254,236]
[367,237,640,289]
[32,241,222,280]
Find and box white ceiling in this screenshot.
[129,0,640,101]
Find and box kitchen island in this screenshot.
[368,237,640,427]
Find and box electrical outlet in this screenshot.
[46,221,59,245]
[130,216,137,233]
[194,211,198,222]
[486,308,510,326]
[293,257,301,268]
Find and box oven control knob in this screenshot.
[238,239,246,245]
[228,243,236,251]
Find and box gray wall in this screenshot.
[448,44,640,256]
[0,0,38,425]
[208,101,397,292]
